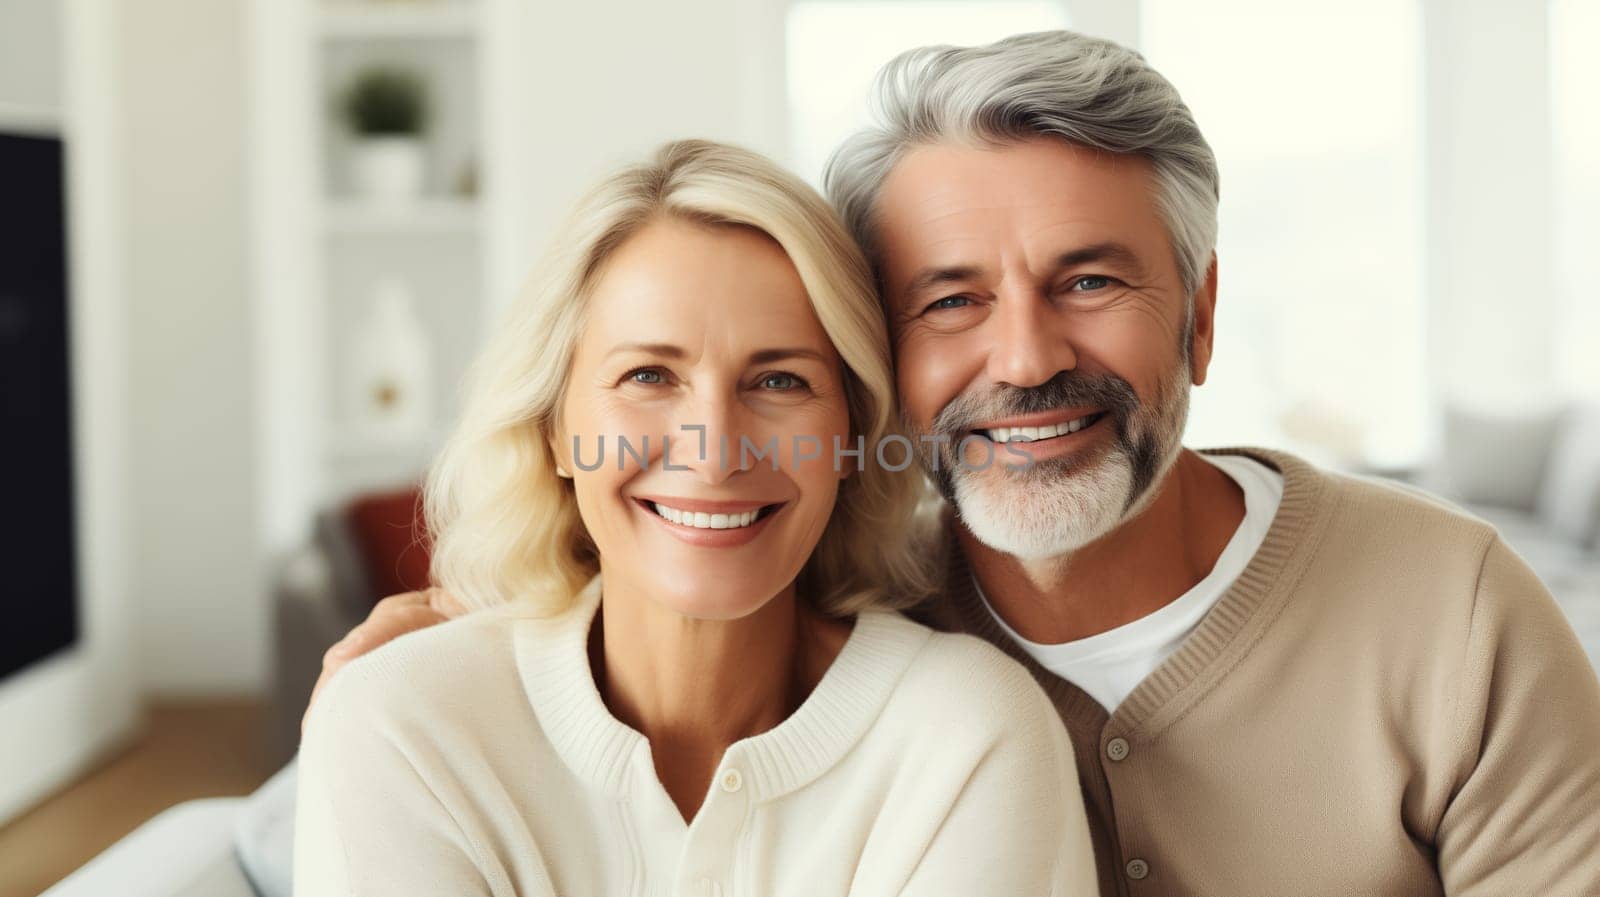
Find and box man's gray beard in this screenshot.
[915,361,1192,562]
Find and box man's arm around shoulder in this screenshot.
[302,587,467,734]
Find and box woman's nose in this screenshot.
[668,396,754,485]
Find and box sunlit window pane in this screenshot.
[1143,0,1427,465]
[1551,0,1600,398]
[785,1,1070,187]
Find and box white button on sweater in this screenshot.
[294,578,1097,896]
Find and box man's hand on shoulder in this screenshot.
[302,587,468,734]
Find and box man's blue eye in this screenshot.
[929,295,971,311]
[1073,276,1112,291]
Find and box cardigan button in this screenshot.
[1126,858,1150,880]
[720,768,744,793]
[1106,737,1130,762]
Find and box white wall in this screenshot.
[121,0,267,695]
[1424,0,1556,410]
[488,0,788,317]
[0,0,140,824]
[0,0,62,116]
[1065,0,1138,46]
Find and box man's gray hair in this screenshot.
[825,30,1220,298]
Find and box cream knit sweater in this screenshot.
[294,578,1099,896]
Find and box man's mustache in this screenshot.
[930,370,1142,436]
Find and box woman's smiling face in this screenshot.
[552,216,852,619]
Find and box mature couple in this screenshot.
[294,30,1600,896]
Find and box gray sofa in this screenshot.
[46,407,1600,894]
[45,496,413,897]
[42,761,295,897]
[1415,400,1600,664]
[269,502,404,763]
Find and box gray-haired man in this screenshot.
[310,31,1600,895]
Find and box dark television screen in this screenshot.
[0,130,80,679]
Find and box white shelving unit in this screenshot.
[317,4,481,40]
[322,196,481,235]
[251,0,529,550]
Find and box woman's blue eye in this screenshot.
[760,373,803,390]
[630,368,664,384]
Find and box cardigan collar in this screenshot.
[515,576,933,803]
[931,446,1334,742]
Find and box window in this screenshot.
[1551,0,1600,399]
[1142,1,1428,465]
[786,1,1430,466]
[785,1,1070,187]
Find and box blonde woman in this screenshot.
[294,140,1096,896]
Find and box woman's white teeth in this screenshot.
[651,503,761,529]
[984,415,1096,443]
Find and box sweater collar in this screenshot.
[936,446,1334,740]
[514,576,932,802]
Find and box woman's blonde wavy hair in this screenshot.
[423,139,937,618]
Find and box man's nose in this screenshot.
[985,286,1079,389]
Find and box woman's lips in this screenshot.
[633,497,784,548]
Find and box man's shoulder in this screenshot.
[1227,449,1543,659]
[1230,446,1500,566]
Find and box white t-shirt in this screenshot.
[296,577,1098,896]
[976,452,1285,714]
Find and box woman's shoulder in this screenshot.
[871,612,1060,739]
[313,607,533,733]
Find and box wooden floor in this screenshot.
[0,699,280,897]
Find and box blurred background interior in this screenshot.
[1,0,1596,893]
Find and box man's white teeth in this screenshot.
[651,503,761,529]
[984,415,1096,443]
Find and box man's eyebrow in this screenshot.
[901,264,987,303]
[1055,242,1149,279]
[898,242,1150,305]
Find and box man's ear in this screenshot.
[1188,253,1219,386]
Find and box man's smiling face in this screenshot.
[875,136,1217,559]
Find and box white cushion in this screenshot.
[1537,403,1600,548]
[234,759,299,897]
[42,798,253,897]
[1438,402,1564,511]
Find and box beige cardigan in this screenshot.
[913,447,1600,896]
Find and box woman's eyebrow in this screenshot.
[606,341,687,360]
[748,347,828,365]
[603,343,827,364]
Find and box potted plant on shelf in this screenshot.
[341,65,429,204]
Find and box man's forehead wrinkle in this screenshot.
[896,182,1005,227]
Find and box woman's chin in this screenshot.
[614,562,795,622]
[646,584,783,622]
